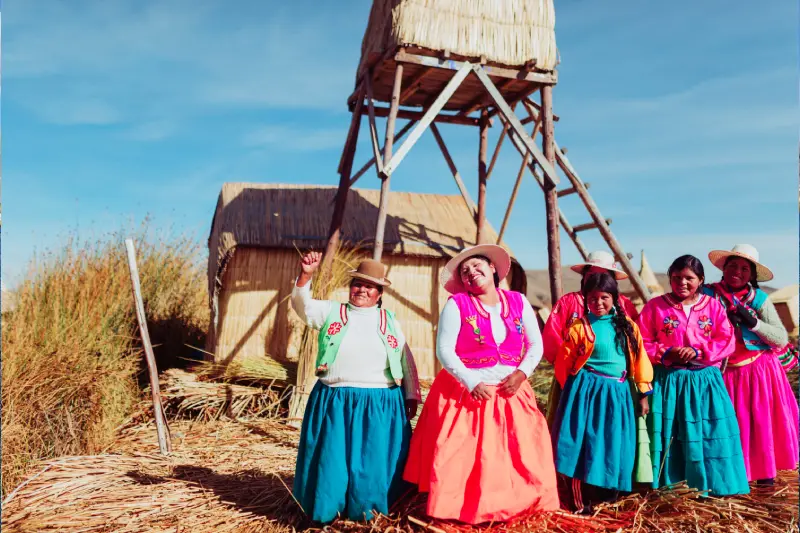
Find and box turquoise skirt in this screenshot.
[648,366,749,496]
[293,382,411,523]
[551,370,636,492]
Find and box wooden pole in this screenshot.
[498,120,541,244]
[322,85,365,278]
[373,64,403,261]
[501,114,589,260]
[365,75,385,176]
[430,123,477,217]
[349,120,415,187]
[541,86,562,305]
[476,109,489,244]
[125,238,171,454]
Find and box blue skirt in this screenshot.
[293,382,411,523]
[648,366,749,496]
[551,370,636,492]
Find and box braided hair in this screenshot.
[582,271,637,361]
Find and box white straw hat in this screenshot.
[441,244,511,294]
[569,250,628,280]
[708,244,773,282]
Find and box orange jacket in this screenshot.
[554,316,654,396]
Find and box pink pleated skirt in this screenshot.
[403,370,560,524]
[724,351,800,481]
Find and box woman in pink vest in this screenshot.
[404,244,559,524]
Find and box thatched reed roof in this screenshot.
[207,183,501,301]
[358,0,558,75]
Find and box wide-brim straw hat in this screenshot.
[569,250,628,280]
[441,244,511,294]
[348,259,391,287]
[708,244,774,282]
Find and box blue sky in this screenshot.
[3,0,799,289]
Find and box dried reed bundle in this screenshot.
[4,416,797,533]
[156,369,290,421]
[360,0,557,72]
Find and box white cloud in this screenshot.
[243,126,346,152]
[124,120,176,142]
[35,99,121,125]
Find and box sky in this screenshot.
[2,0,799,290]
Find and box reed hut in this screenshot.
[206,183,527,381]
[770,284,799,338]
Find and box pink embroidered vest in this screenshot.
[451,289,529,369]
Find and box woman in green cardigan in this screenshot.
[291,251,421,523]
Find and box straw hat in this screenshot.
[569,250,628,280]
[441,244,511,294]
[348,259,391,287]
[708,244,774,282]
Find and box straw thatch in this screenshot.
[359,0,557,74]
[3,415,797,533]
[206,183,526,381]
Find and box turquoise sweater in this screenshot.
[585,312,628,378]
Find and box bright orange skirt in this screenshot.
[403,370,559,524]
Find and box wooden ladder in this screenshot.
[498,100,652,302]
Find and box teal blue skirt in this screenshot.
[648,366,749,496]
[551,370,636,492]
[293,382,411,523]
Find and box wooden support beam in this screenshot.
[363,105,481,126]
[383,61,473,176]
[374,64,404,260]
[472,65,560,187]
[487,85,543,119]
[477,109,489,244]
[541,85,562,305]
[497,120,541,244]
[364,75,385,175]
[485,102,518,182]
[349,120,416,188]
[554,143,652,302]
[458,79,513,117]
[523,97,560,122]
[395,49,558,85]
[572,219,612,233]
[399,67,436,104]
[430,123,477,217]
[502,120,589,260]
[324,86,365,276]
[557,183,590,197]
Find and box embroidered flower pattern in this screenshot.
[662,315,680,336]
[327,322,342,336]
[386,335,398,349]
[465,315,485,344]
[567,312,580,327]
[697,315,713,336]
[514,318,525,336]
[316,363,329,374]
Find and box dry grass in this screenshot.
[3,414,797,533]
[1,222,209,496]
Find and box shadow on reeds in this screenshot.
[129,465,309,525]
[136,315,208,387]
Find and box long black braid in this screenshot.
[582,272,637,363]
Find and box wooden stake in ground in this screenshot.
[125,238,171,454]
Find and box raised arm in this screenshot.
[291,251,333,329]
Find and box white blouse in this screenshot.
[291,279,407,388]
[436,296,544,392]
